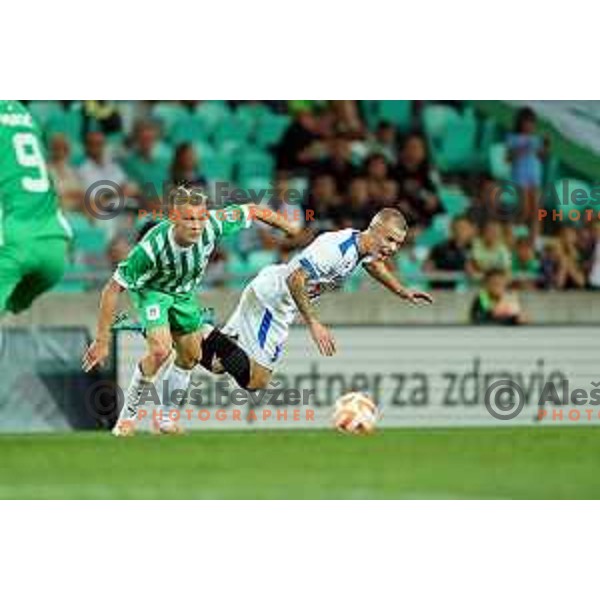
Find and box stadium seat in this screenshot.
[432,109,478,173]
[45,106,83,143]
[423,105,460,146]
[169,113,208,145]
[151,102,189,138]
[27,101,63,127]
[235,103,273,131]
[489,142,512,180]
[201,152,234,182]
[241,176,272,201]
[247,249,278,273]
[377,101,413,131]
[236,148,274,183]
[396,252,429,289]
[254,113,291,149]
[194,101,231,138]
[416,215,451,248]
[439,186,470,216]
[213,117,252,154]
[226,252,253,289]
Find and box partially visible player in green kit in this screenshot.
[0,101,71,317]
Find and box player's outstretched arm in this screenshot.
[82,279,124,372]
[248,204,301,238]
[286,267,336,356]
[363,260,434,305]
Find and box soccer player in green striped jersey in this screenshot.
[82,190,299,435]
[0,101,71,317]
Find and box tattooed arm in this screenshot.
[286,267,336,356]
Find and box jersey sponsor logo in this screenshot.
[146,305,161,321]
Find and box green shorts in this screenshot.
[129,289,204,335]
[0,237,67,315]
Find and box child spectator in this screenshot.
[506,107,550,238]
[470,269,528,325]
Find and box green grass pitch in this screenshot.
[0,427,598,499]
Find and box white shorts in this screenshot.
[222,285,291,370]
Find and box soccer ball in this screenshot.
[333,391,379,435]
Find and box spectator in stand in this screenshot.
[506,107,550,238]
[470,269,528,325]
[48,133,84,212]
[344,177,372,230]
[371,121,398,164]
[363,153,395,206]
[314,136,357,192]
[394,133,442,228]
[122,120,169,202]
[330,100,365,136]
[276,110,328,172]
[587,223,600,289]
[425,215,475,288]
[467,220,512,276]
[540,236,585,290]
[512,236,541,289]
[78,131,137,197]
[169,143,207,188]
[310,174,345,230]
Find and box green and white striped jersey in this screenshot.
[114,204,252,294]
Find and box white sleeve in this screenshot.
[296,238,340,279]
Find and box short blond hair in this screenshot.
[369,208,408,232]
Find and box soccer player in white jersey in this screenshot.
[82,189,299,435]
[199,208,433,389]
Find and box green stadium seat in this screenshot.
[169,114,208,145]
[151,103,189,137]
[377,101,413,131]
[423,105,460,146]
[247,249,278,274]
[235,103,273,130]
[489,142,512,180]
[213,117,252,154]
[254,113,291,149]
[27,101,63,127]
[226,252,253,289]
[433,110,478,173]
[241,176,272,200]
[439,187,470,216]
[194,101,231,138]
[45,107,83,143]
[201,152,234,182]
[416,215,450,248]
[237,148,274,182]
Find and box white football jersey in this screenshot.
[249,228,372,323]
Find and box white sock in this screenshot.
[161,364,192,423]
[120,364,151,421]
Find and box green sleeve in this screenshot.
[113,243,155,290]
[208,204,252,238]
